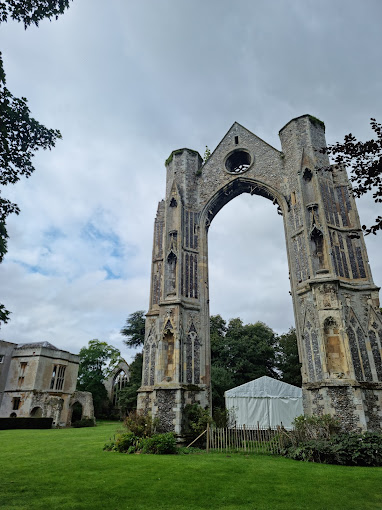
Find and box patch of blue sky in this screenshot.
[17,261,54,276]
[81,221,124,256]
[43,227,66,242]
[103,265,121,280]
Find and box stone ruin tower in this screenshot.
[137,115,382,435]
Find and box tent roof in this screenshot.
[224,376,302,399]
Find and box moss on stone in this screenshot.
[165,148,201,167]
[308,115,325,129]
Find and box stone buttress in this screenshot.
[138,115,382,434]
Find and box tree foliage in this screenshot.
[0,0,71,326]
[120,310,146,348]
[77,339,121,417]
[210,315,278,408]
[0,0,72,28]
[324,118,382,235]
[277,327,302,387]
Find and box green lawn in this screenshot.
[0,421,381,510]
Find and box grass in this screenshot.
[0,421,381,510]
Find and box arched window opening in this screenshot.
[166,251,177,295]
[113,370,129,406]
[311,227,325,272]
[303,168,313,182]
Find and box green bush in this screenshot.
[114,432,140,453]
[124,410,157,438]
[103,432,177,454]
[212,408,235,428]
[184,404,212,438]
[140,433,177,454]
[284,432,382,466]
[285,439,338,464]
[292,414,341,442]
[331,432,382,466]
[72,418,95,428]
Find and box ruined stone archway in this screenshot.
[71,402,83,423]
[30,406,43,418]
[138,115,382,434]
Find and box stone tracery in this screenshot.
[138,115,382,434]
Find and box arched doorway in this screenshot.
[71,402,83,424]
[30,406,43,418]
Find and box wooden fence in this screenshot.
[193,424,288,454]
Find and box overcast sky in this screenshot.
[1,0,381,362]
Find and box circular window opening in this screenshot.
[225,150,251,174]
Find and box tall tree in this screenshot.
[77,339,120,417]
[277,328,302,387]
[323,118,382,235]
[210,315,279,407]
[120,310,146,348]
[0,0,72,326]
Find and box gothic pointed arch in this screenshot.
[137,115,382,434]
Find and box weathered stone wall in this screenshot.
[69,391,94,422]
[0,342,90,427]
[139,115,382,434]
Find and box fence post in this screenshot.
[206,422,210,454]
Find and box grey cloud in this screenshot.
[0,0,381,356]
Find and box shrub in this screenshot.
[124,410,157,438]
[140,433,177,454]
[212,408,235,428]
[292,414,341,442]
[114,432,140,453]
[184,404,212,438]
[331,432,382,467]
[103,432,177,454]
[285,440,338,464]
[72,418,95,428]
[283,431,382,466]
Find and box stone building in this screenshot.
[138,115,382,435]
[104,359,130,408]
[0,340,93,427]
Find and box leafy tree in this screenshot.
[121,310,146,348]
[210,315,279,407]
[0,1,72,28]
[0,303,10,325]
[117,352,143,414]
[277,328,302,387]
[323,118,382,235]
[77,339,120,417]
[211,365,234,410]
[0,0,72,326]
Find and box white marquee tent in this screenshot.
[224,376,303,430]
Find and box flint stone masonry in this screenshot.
[138,115,382,435]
